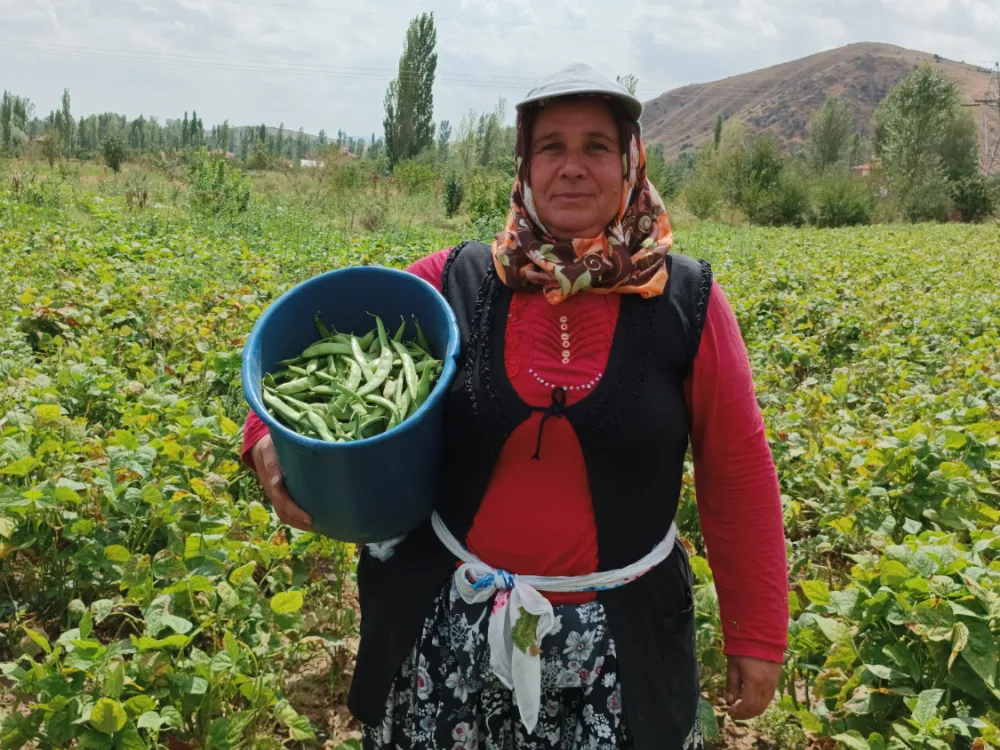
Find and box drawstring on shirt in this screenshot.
[530,387,567,460]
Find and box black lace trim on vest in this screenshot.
[439,240,472,298]
[695,259,712,338]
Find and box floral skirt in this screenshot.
[362,581,704,750]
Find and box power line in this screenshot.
[0,38,798,101]
[186,0,774,42]
[969,62,1000,175]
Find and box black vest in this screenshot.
[349,242,713,749]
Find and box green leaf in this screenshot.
[124,696,156,718]
[866,663,903,681]
[942,429,967,450]
[801,580,831,606]
[80,610,94,640]
[0,456,41,476]
[134,634,191,651]
[688,555,713,583]
[833,731,870,750]
[229,561,256,586]
[911,689,944,726]
[961,618,997,689]
[92,599,114,624]
[114,720,145,750]
[284,713,315,741]
[699,698,720,740]
[867,733,886,750]
[181,675,208,695]
[830,588,860,617]
[78,731,114,750]
[23,626,52,655]
[950,621,969,671]
[90,698,127,734]
[159,707,183,730]
[54,485,82,504]
[880,560,910,587]
[104,545,130,563]
[247,502,271,525]
[815,615,852,646]
[105,660,125,700]
[0,517,14,539]
[269,590,303,614]
[136,711,163,731]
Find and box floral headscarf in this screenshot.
[491,97,674,304]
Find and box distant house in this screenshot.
[852,159,882,178]
[300,159,326,168]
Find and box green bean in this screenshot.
[391,340,419,401]
[314,313,331,339]
[351,336,376,382]
[356,330,376,351]
[394,373,406,409]
[306,411,337,442]
[414,362,433,407]
[303,341,353,359]
[327,381,367,406]
[393,317,406,342]
[357,347,393,397]
[262,310,443,441]
[365,394,400,424]
[276,376,313,395]
[374,314,390,351]
[263,390,303,424]
[414,318,430,352]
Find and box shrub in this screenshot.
[444,173,464,217]
[813,173,876,227]
[393,159,436,194]
[901,167,951,223]
[684,177,723,220]
[741,168,811,227]
[188,152,251,216]
[467,169,510,228]
[101,135,127,174]
[950,174,995,223]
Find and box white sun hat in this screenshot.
[515,62,643,122]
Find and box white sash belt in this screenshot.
[430,512,677,735]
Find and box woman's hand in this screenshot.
[250,434,313,531]
[726,655,782,721]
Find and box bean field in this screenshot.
[1,169,999,750]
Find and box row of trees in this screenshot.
[0,86,375,167]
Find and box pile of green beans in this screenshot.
[261,312,443,442]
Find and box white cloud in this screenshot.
[0,0,994,137]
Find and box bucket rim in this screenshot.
[241,265,460,451]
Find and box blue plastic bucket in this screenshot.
[241,266,460,543]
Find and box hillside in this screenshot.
[640,42,996,160]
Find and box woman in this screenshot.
[242,63,788,750]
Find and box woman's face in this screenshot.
[528,99,623,241]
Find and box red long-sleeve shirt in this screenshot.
[242,249,789,663]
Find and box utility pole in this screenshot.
[969,62,1000,175]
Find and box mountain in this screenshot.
[640,43,996,161]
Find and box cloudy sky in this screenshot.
[2,0,997,138]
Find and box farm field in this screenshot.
[1,169,999,750]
